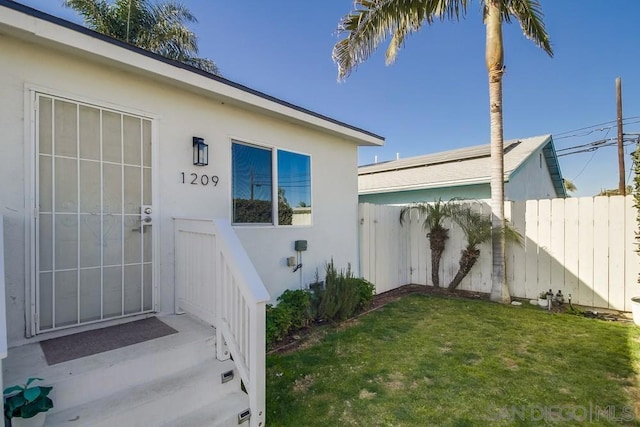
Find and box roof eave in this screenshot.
[506,135,566,198]
[358,176,498,195]
[0,0,384,147]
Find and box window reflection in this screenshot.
[232,142,273,224]
[278,150,311,226]
[232,141,311,225]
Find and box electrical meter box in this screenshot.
[294,240,307,252]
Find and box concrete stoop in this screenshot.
[4,315,249,427]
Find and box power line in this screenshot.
[627,136,640,186]
[556,138,610,152]
[572,150,598,181]
[553,115,640,139]
[558,142,633,157]
[556,135,636,157]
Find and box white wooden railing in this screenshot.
[0,216,7,427]
[174,218,270,427]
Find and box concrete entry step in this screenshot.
[45,358,243,426]
[160,392,251,427]
[4,314,248,426]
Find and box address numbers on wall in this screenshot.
[180,172,219,186]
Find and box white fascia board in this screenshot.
[358,173,515,195]
[358,176,492,195]
[0,5,384,147]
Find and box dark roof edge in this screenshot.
[542,137,567,198]
[3,0,384,142]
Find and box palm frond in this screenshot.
[181,57,220,75]
[451,204,523,248]
[139,2,198,54]
[450,204,492,248]
[501,0,553,56]
[63,0,116,35]
[65,0,220,75]
[399,199,453,231]
[502,221,523,246]
[563,178,577,193]
[333,0,471,81]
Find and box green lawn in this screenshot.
[266,294,640,426]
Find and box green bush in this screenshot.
[277,289,312,329]
[266,261,377,348]
[266,303,292,347]
[355,278,376,311]
[317,260,374,322]
[266,289,313,349]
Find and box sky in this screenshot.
[16,0,640,197]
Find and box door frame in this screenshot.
[25,85,160,337]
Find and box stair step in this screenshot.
[56,316,218,411]
[160,392,250,427]
[5,315,219,412]
[45,358,241,427]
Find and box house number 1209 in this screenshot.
[180,172,219,186]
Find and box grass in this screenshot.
[266,294,640,426]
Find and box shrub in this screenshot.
[277,289,312,329]
[317,260,374,322]
[355,278,376,311]
[308,270,324,320]
[266,289,313,349]
[266,261,378,348]
[266,303,292,348]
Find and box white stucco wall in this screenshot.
[506,149,558,200]
[0,33,361,345]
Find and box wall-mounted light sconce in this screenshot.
[193,137,208,166]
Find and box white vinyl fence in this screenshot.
[359,196,640,311]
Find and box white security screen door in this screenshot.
[36,94,153,333]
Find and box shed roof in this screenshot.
[358,134,566,197]
[0,0,384,146]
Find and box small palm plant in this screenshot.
[400,199,454,288]
[447,204,522,290]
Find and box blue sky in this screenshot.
[18,0,640,197]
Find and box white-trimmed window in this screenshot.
[232,141,311,225]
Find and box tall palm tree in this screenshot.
[333,0,553,303]
[64,0,219,75]
[399,200,454,288]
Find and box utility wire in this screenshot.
[627,136,640,186]
[557,140,636,157]
[553,115,640,138]
[556,137,636,157]
[572,150,598,180]
[570,127,612,181]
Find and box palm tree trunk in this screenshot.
[429,229,447,287]
[486,0,510,303]
[448,247,480,290]
[430,247,441,287]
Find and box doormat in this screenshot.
[40,317,178,365]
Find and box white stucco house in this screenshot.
[0,1,384,425]
[358,135,566,204]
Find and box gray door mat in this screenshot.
[39,317,178,365]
